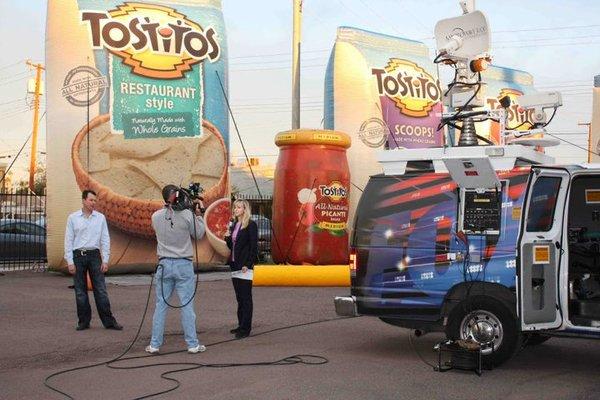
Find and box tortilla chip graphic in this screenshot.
[72,114,228,237]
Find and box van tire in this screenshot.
[446,296,521,368]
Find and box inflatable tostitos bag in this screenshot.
[324,26,443,226]
[46,0,230,271]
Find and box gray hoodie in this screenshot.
[151,207,206,259]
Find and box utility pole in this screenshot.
[26,60,44,192]
[579,122,592,163]
[292,0,302,129]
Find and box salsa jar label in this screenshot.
[314,181,349,234]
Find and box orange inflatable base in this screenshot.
[253,265,350,287]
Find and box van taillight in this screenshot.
[349,249,357,272]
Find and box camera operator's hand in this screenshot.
[193,199,205,216]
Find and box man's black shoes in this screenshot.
[76,322,122,331]
[235,331,250,339]
[230,327,241,334]
[106,322,123,331]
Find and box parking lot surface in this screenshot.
[1,271,600,400]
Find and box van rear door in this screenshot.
[518,168,569,331]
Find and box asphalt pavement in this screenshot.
[1,270,600,400]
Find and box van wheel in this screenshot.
[524,333,551,346]
[446,297,521,368]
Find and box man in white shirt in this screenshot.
[64,190,122,331]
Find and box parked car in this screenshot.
[0,219,47,262]
[252,214,271,262]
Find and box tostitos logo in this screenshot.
[81,2,221,80]
[319,181,348,202]
[372,59,442,118]
[487,88,534,130]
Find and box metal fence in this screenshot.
[235,194,273,263]
[0,190,47,271]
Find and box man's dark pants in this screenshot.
[73,250,117,327]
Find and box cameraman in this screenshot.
[146,184,206,354]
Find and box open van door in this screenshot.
[518,168,569,331]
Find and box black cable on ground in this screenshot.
[44,272,156,400]
[407,330,437,370]
[44,266,354,400]
[46,198,203,397]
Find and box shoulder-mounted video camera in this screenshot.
[171,183,205,213]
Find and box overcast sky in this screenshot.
[1,0,599,181]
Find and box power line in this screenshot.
[230,48,329,60]
[0,111,46,187]
[494,23,600,34]
[0,98,25,107]
[355,0,403,37]
[537,79,592,85]
[335,0,371,28]
[0,70,30,82]
[544,130,599,159]
[232,101,322,109]
[0,109,31,118]
[0,76,29,87]
[230,56,326,66]
[0,60,24,71]
[234,107,322,114]
[0,103,31,113]
[496,40,600,49]
[230,95,321,104]
[395,1,430,34]
[231,63,326,72]
[536,84,592,89]
[494,33,600,45]
[231,153,278,158]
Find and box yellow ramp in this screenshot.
[253,265,350,287]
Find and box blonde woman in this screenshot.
[224,199,258,339]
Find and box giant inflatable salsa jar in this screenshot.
[272,130,351,265]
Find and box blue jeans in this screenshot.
[150,258,199,349]
[73,250,117,327]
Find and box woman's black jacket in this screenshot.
[225,220,258,271]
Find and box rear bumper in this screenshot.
[334,296,358,317]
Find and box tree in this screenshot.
[33,163,46,195]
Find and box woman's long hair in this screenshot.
[233,199,252,229]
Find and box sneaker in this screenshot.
[145,345,159,354]
[188,344,206,354]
